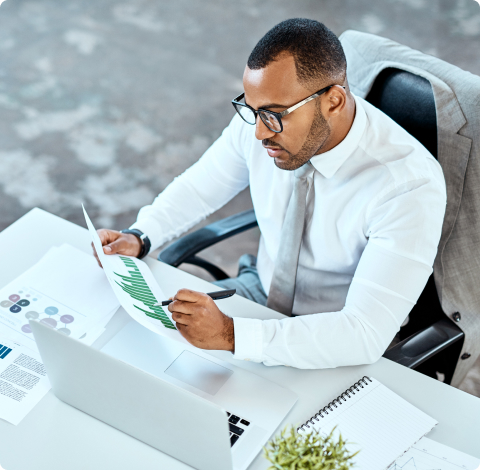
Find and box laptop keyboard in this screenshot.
[227,411,250,447]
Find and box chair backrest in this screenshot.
[366,68,437,158]
[365,68,442,339]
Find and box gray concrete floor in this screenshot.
[0,0,479,396]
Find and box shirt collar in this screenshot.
[310,93,367,179]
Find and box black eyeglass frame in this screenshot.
[232,84,346,133]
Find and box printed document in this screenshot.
[0,244,119,353]
[0,243,120,424]
[0,335,50,425]
[390,436,480,470]
[83,206,189,345]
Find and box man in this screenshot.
[94,19,446,369]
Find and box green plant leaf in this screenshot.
[264,425,359,470]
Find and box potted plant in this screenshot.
[264,425,358,470]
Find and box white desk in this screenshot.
[0,208,478,470]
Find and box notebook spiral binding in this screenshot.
[297,376,373,432]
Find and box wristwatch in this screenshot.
[120,229,151,259]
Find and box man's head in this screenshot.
[242,19,352,170]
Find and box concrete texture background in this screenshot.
[0,0,479,396]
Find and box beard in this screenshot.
[264,103,331,171]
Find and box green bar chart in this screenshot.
[114,257,177,330]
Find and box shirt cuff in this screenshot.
[232,317,263,362]
[129,218,164,253]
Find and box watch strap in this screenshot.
[120,229,151,259]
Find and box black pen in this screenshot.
[154,289,236,307]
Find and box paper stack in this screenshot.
[0,243,120,352]
[0,243,120,424]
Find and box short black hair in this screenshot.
[247,19,346,88]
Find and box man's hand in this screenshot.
[92,229,142,267]
[168,289,235,352]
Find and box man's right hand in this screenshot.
[92,229,143,268]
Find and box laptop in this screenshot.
[30,320,297,470]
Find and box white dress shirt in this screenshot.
[131,94,447,369]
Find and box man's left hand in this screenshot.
[168,288,235,352]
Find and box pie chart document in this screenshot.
[0,244,120,353]
[390,437,480,470]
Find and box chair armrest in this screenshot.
[158,209,258,268]
[383,318,464,369]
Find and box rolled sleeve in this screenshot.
[232,317,263,362]
[232,170,447,370]
[130,216,164,253]
[129,114,250,252]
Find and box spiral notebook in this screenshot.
[298,377,438,470]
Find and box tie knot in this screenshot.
[294,161,315,180]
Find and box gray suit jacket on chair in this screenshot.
[339,30,480,387]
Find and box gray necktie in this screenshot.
[267,161,315,316]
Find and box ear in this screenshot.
[321,85,347,119]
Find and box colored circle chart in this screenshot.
[45,306,59,316]
[0,290,76,336]
[40,318,57,328]
[10,305,21,314]
[2,292,32,314]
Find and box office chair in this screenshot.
[158,68,464,385]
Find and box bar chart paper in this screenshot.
[83,206,189,345]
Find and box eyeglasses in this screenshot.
[232,85,345,133]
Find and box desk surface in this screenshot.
[0,208,479,470]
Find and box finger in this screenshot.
[91,242,103,268]
[168,300,200,315]
[174,288,208,303]
[103,237,130,255]
[171,311,191,325]
[94,253,103,268]
[97,229,120,246]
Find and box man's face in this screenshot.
[243,53,331,171]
